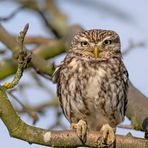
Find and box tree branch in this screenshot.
[0,24,66,79]
[24,36,50,44]
[16,97,58,113]
[15,0,67,38]
[8,91,39,124]
[0,5,25,21]
[0,87,148,147]
[122,40,145,55]
[126,82,148,131]
[2,24,31,89]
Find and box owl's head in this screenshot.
[69,29,121,60]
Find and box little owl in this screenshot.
[53,29,129,147]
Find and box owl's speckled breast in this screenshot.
[58,56,128,130]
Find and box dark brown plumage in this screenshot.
[53,29,129,146]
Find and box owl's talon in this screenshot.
[97,124,115,147]
[71,120,87,143]
[71,123,78,129]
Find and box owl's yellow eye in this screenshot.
[80,41,89,47]
[104,40,112,45]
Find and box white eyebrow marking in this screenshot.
[79,37,89,42]
[103,36,112,41]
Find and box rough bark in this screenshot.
[0,87,148,147]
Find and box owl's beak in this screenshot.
[93,47,99,58]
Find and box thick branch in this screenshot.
[126,82,148,130]
[0,87,148,147]
[24,36,50,44]
[0,59,17,80]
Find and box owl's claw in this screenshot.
[71,120,87,143]
[97,124,115,148]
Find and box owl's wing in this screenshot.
[52,62,63,83]
[121,62,129,113]
[122,63,129,85]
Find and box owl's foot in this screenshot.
[71,119,87,143]
[97,124,115,148]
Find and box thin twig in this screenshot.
[118,124,133,130]
[2,24,31,89]
[16,97,59,113]
[49,109,67,130]
[122,40,145,55]
[0,6,24,22]
[37,10,62,38]
[8,91,39,125]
